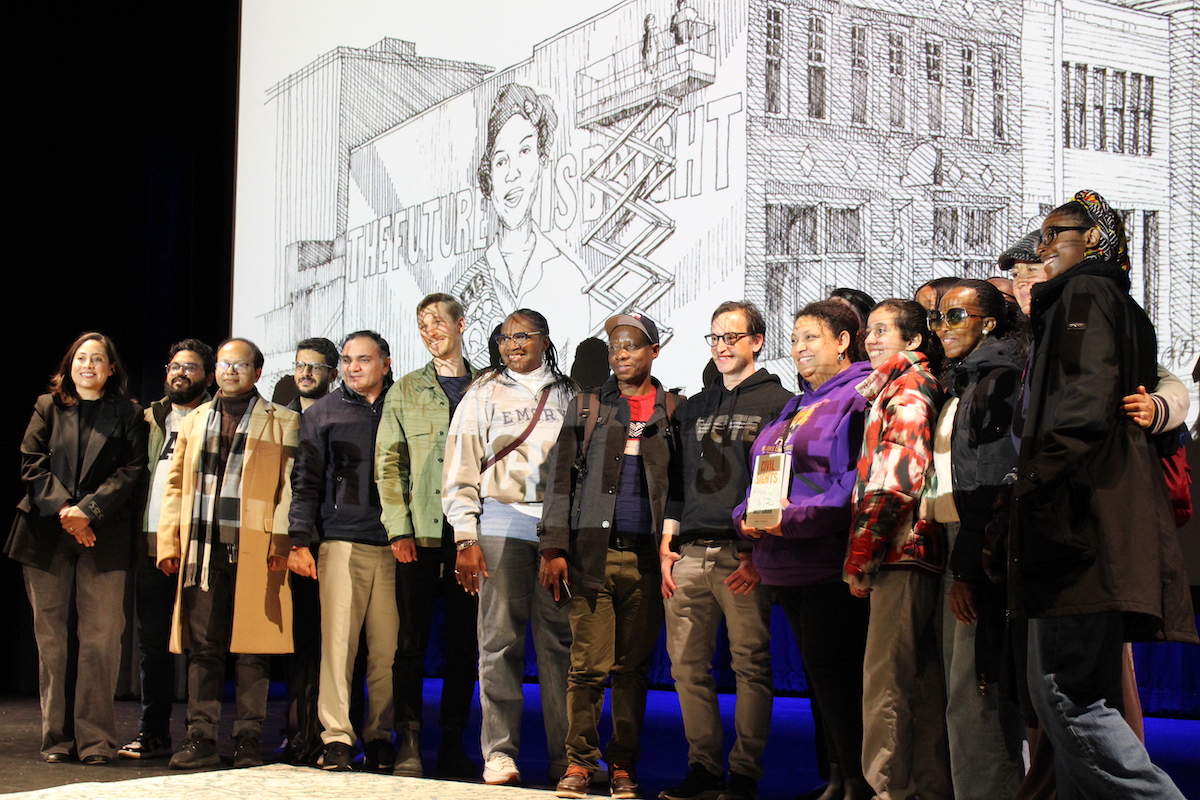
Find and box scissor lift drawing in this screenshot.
[574,19,717,341]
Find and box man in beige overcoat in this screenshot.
[157,337,298,770]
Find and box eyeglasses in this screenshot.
[165,363,203,375]
[608,342,650,355]
[294,361,333,374]
[492,331,543,345]
[927,308,985,331]
[215,361,254,374]
[1041,225,1091,244]
[704,332,752,347]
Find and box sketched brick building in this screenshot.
[253,0,1196,390]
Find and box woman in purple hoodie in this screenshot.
[734,299,873,800]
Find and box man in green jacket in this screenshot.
[376,293,478,778]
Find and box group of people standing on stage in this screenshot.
[7,188,1195,800]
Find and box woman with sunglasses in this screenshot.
[443,308,576,786]
[6,332,147,765]
[927,280,1026,799]
[844,299,952,800]
[735,299,874,800]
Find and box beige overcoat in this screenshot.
[157,395,299,655]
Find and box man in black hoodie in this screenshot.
[658,301,792,800]
[288,331,397,773]
[1012,191,1196,799]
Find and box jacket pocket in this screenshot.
[1016,480,1096,578]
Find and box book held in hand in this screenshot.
[745,452,789,530]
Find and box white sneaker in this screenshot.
[483,753,521,785]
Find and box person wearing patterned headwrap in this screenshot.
[1009,190,1197,799]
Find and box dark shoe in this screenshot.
[170,733,220,769]
[659,764,725,800]
[556,764,593,798]
[82,753,112,766]
[233,734,263,768]
[717,773,758,800]
[436,729,478,779]
[797,763,844,800]
[119,731,172,759]
[43,752,72,763]
[364,738,397,774]
[611,763,641,799]
[322,741,354,772]
[393,729,421,777]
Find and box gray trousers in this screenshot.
[477,530,571,763]
[182,562,270,741]
[664,541,772,780]
[23,544,127,760]
[940,525,1024,799]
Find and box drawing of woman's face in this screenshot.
[489,114,542,230]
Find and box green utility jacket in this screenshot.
[376,360,472,547]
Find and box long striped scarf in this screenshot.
[184,394,256,590]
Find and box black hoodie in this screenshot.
[669,368,793,543]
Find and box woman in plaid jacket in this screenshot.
[845,299,951,800]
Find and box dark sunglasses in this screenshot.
[927,308,985,331]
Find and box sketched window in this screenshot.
[808,15,828,119]
[888,32,906,129]
[1139,76,1153,155]
[1073,64,1088,148]
[962,45,976,137]
[766,204,819,255]
[766,6,784,114]
[933,208,957,255]
[1143,210,1159,319]
[1092,67,1107,150]
[851,25,869,125]
[991,48,1007,141]
[826,208,863,253]
[1110,70,1126,153]
[963,209,996,253]
[925,41,943,134]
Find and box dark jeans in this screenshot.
[134,558,178,738]
[772,581,870,783]
[182,561,270,741]
[286,569,322,761]
[393,533,479,732]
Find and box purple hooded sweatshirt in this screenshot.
[733,360,870,586]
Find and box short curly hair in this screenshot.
[478,84,558,199]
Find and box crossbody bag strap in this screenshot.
[483,386,552,471]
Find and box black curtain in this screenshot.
[3,2,240,693]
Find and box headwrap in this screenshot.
[1069,189,1131,272]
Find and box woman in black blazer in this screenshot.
[5,332,147,764]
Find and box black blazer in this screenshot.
[5,393,148,572]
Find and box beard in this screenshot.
[297,378,329,399]
[165,378,207,405]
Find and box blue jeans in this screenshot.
[1028,613,1186,800]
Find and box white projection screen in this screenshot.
[232,0,1199,414]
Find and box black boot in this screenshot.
[394,728,422,777]
[842,774,876,800]
[797,762,844,800]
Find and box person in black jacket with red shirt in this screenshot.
[1011,190,1197,799]
[6,332,147,765]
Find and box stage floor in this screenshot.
[1,681,1196,798]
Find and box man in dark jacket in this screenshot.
[658,301,793,800]
[1012,191,1197,799]
[540,313,683,800]
[287,331,396,773]
[119,339,214,760]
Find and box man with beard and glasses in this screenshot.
[282,336,340,764]
[290,338,339,411]
[118,339,215,761]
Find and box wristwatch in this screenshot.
[455,538,479,551]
